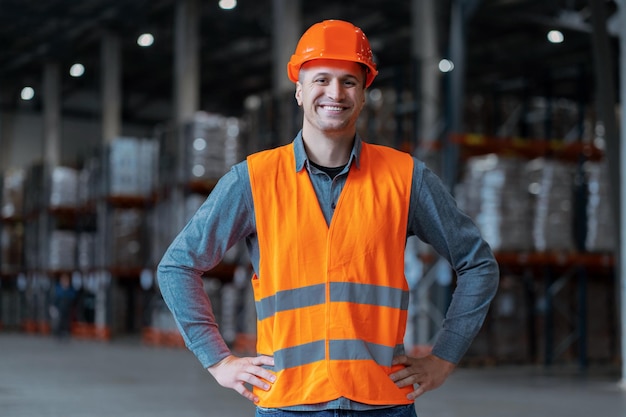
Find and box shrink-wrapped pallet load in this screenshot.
[456,153,532,252]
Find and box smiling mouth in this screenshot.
[320,105,345,112]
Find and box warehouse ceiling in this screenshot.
[0,0,620,128]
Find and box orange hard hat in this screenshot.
[287,20,378,88]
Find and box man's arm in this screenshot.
[157,163,277,402]
[393,158,499,398]
[156,163,255,368]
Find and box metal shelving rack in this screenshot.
[453,134,617,368]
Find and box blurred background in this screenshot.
[0,1,625,414]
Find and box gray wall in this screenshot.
[1,111,153,171]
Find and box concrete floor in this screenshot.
[1,333,625,417]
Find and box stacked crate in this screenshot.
[1,169,25,273]
[584,160,615,252]
[47,166,80,271]
[146,112,247,347]
[0,169,26,330]
[526,157,576,252]
[100,137,158,337]
[184,112,242,181]
[456,154,532,252]
[107,137,158,198]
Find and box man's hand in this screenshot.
[390,354,456,400]
[207,354,276,403]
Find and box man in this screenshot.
[158,19,499,417]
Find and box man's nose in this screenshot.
[326,79,345,100]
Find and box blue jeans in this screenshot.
[255,404,417,417]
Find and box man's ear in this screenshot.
[295,82,303,106]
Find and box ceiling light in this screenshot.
[218,0,237,10]
[547,30,564,44]
[20,86,35,101]
[69,63,85,77]
[137,33,155,47]
[244,95,261,110]
[438,59,454,73]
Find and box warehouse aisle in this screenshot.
[1,333,625,417]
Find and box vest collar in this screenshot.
[293,130,362,173]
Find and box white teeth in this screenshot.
[323,106,343,111]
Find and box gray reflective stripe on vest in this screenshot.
[256,282,409,321]
[329,282,409,309]
[256,283,326,320]
[329,340,406,365]
[272,340,326,371]
[272,340,406,371]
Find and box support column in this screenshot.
[173,0,200,125]
[97,34,121,338]
[172,0,200,236]
[101,32,122,144]
[589,0,623,384]
[43,62,61,167]
[411,0,440,161]
[442,0,467,191]
[271,0,301,147]
[443,0,481,189]
[589,0,620,234]
[616,0,626,389]
[0,106,5,171]
[409,0,442,349]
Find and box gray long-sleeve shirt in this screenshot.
[157,131,499,409]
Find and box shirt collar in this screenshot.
[293,130,362,172]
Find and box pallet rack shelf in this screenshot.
[452,132,616,367]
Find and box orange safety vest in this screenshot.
[247,141,414,408]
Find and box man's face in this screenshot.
[295,59,366,138]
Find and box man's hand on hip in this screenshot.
[208,354,276,403]
[390,354,456,400]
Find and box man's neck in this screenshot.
[301,129,355,167]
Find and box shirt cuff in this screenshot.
[430,329,472,364]
[189,337,232,369]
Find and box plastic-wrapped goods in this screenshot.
[78,156,102,204]
[138,139,159,196]
[77,232,96,270]
[584,160,615,252]
[49,166,79,208]
[24,163,45,214]
[48,230,77,270]
[110,208,145,268]
[108,137,137,196]
[185,112,241,181]
[526,157,575,252]
[1,169,25,219]
[151,199,174,266]
[456,154,532,252]
[108,137,158,197]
